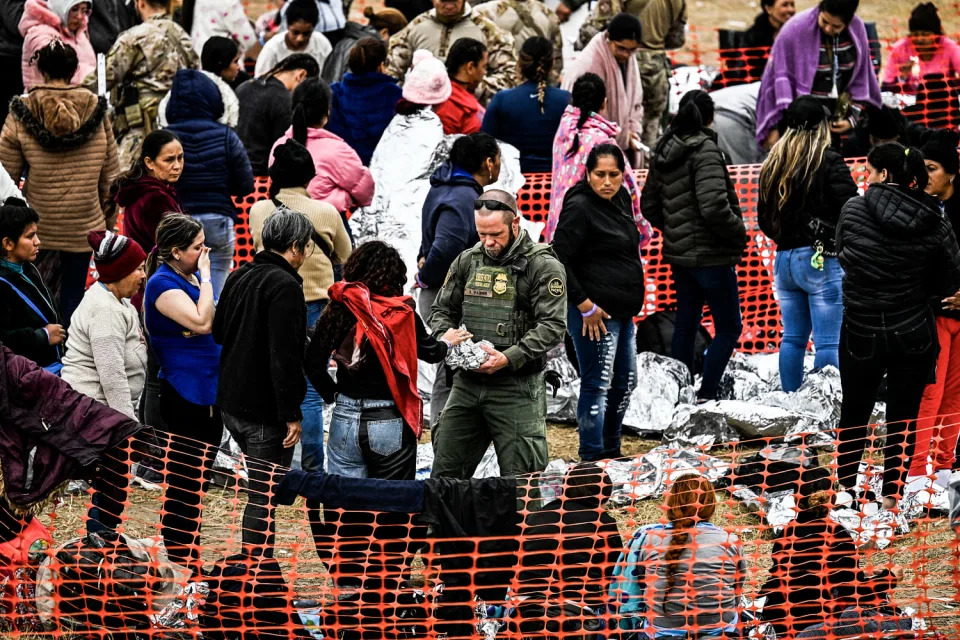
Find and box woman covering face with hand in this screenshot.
[552,143,645,462]
[142,213,221,573]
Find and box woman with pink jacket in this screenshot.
[270,77,374,217]
[20,0,96,90]
[547,72,650,246]
[561,13,644,166]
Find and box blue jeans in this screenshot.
[774,248,844,392]
[300,300,326,472]
[328,395,416,479]
[190,213,235,298]
[671,265,743,400]
[567,307,638,461]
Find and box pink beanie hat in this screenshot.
[402,50,452,105]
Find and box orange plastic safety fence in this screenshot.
[2,415,958,639]
[229,160,871,354]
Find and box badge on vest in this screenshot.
[548,278,564,297]
[493,273,508,295]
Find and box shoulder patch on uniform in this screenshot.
[548,277,564,297]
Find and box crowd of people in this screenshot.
[1,0,960,636]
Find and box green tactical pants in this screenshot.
[431,371,548,480]
[638,50,671,149]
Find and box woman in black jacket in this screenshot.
[0,198,64,371]
[553,143,644,461]
[760,490,900,636]
[641,90,747,402]
[758,96,858,392]
[836,142,960,510]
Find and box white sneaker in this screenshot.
[934,469,952,489]
[835,490,855,509]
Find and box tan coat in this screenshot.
[0,85,119,253]
[249,187,353,303]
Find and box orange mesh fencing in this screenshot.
[230,160,871,354]
[2,414,959,639]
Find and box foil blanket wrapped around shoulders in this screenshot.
[0,345,143,514]
[350,107,526,278]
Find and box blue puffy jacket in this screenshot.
[417,162,482,289]
[327,71,402,166]
[164,69,254,220]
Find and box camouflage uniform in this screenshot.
[84,13,198,171]
[473,0,563,83]
[576,0,684,148]
[385,3,517,104]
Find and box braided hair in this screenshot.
[518,36,553,114]
[264,52,321,81]
[312,241,407,353]
[291,77,332,144]
[566,72,606,158]
[660,475,717,608]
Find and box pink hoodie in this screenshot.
[270,127,375,214]
[547,106,650,245]
[19,0,96,90]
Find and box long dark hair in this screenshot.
[264,53,321,80]
[313,241,407,349]
[291,77,332,144]
[145,213,203,278]
[585,143,626,173]
[868,142,928,191]
[519,36,553,114]
[567,72,606,158]
[108,130,181,216]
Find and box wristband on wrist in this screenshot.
[581,303,598,318]
[441,338,452,349]
[199,275,210,285]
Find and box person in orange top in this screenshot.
[434,37,486,135]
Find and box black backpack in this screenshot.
[635,310,713,375]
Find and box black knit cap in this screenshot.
[909,2,942,34]
[783,95,829,131]
[270,139,317,190]
[921,129,960,175]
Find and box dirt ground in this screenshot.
[26,424,960,638]
[238,0,960,63]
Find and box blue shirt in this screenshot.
[481,81,570,173]
[144,263,221,406]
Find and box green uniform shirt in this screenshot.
[431,228,567,373]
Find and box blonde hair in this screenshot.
[758,120,832,213]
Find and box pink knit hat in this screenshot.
[402,50,452,105]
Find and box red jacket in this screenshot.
[328,282,423,437]
[116,175,184,254]
[434,82,483,136]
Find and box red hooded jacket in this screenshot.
[328,281,423,437]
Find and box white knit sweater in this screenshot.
[62,283,147,419]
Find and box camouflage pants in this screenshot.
[116,127,146,174]
[638,50,670,149]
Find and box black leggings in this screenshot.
[158,379,223,567]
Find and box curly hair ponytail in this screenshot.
[313,241,408,354]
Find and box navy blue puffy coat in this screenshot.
[327,71,402,166]
[164,69,254,220]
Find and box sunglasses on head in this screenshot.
[474,198,516,213]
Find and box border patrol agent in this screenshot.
[430,189,566,479]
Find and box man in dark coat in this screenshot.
[214,206,313,559]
